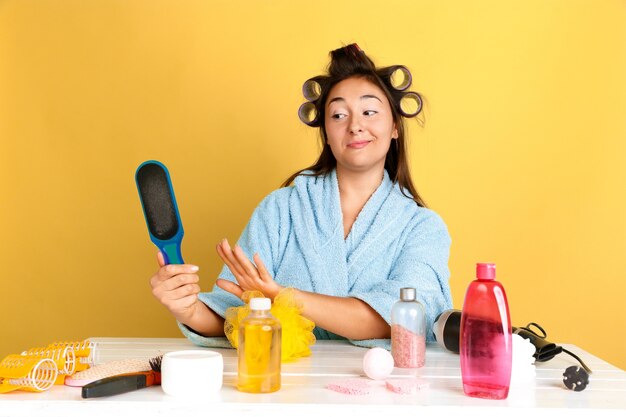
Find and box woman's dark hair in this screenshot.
[283,43,426,207]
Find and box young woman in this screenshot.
[149,44,452,346]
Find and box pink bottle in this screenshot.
[460,263,512,399]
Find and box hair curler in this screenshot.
[0,355,58,393]
[47,340,95,372]
[398,92,423,118]
[298,102,320,127]
[135,160,185,265]
[302,76,325,102]
[21,345,76,384]
[379,65,413,91]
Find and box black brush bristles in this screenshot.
[136,163,179,240]
[149,355,162,373]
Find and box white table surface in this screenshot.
[1,338,624,417]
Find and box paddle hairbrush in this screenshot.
[135,160,185,264]
[80,356,163,398]
[64,358,152,387]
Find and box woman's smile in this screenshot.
[347,139,372,149]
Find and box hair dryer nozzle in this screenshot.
[433,309,462,353]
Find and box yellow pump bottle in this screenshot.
[237,297,281,393]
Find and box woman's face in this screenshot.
[324,76,398,175]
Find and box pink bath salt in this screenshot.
[391,324,426,368]
[327,378,371,395]
[385,378,430,394]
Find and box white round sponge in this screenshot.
[363,347,394,380]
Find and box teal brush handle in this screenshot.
[160,242,184,265]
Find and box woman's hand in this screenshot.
[215,238,283,300]
[149,252,203,323]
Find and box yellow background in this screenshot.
[1,0,625,370]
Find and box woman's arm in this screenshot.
[179,300,225,337]
[294,290,391,340]
[215,239,390,340]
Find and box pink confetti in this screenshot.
[327,378,371,395]
[385,378,430,394]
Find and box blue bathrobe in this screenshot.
[179,169,452,349]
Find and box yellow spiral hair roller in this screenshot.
[47,340,94,372]
[225,289,316,362]
[21,345,76,385]
[0,355,58,393]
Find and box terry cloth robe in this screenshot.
[179,169,452,350]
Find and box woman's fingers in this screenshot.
[157,251,166,267]
[149,258,203,323]
[216,278,244,299]
[150,264,199,290]
[253,253,272,282]
[158,264,199,279]
[158,273,199,292]
[233,245,260,278]
[165,283,201,301]
[217,240,246,277]
[177,294,199,309]
[216,240,279,298]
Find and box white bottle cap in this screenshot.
[400,287,416,301]
[249,297,271,310]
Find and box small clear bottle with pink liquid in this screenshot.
[460,263,512,399]
[391,287,426,368]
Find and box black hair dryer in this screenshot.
[432,309,591,373]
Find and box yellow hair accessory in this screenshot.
[224,288,316,362]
